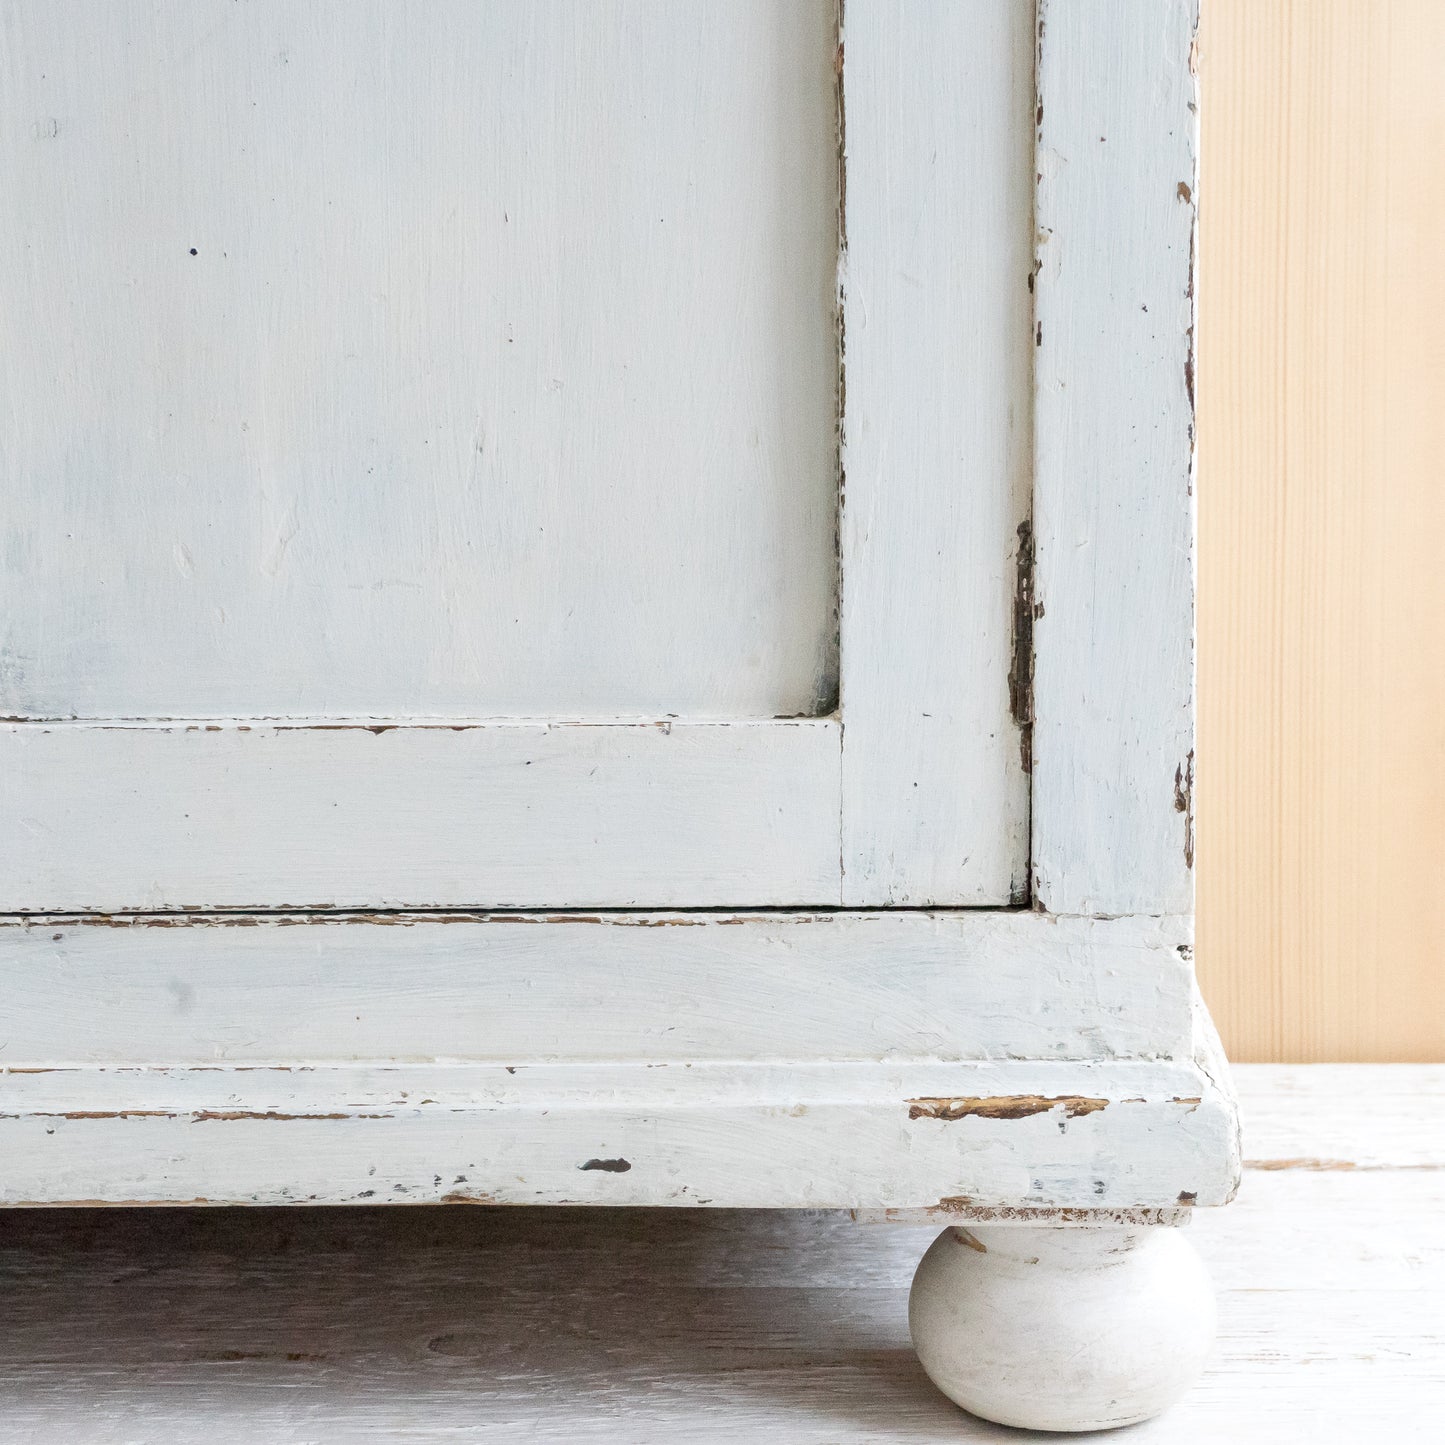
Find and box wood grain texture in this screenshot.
[0,0,840,719]
[839,0,1033,905]
[1031,0,1200,917]
[0,720,842,909]
[0,911,1197,1065]
[1195,0,1445,1061]
[1233,1064,1445,1171]
[0,1067,1434,1441]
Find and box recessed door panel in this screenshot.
[0,0,839,720]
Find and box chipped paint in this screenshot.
[918,1204,1190,1228]
[9,1109,392,1123]
[908,1095,1109,1122]
[1009,519,1036,777]
[1173,750,1196,869]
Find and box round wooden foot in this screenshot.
[909,1224,1215,1433]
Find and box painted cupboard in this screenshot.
[0,1,1236,1429]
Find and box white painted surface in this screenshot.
[839,0,1034,905]
[0,1068,1432,1443]
[0,720,842,909]
[0,0,840,719]
[0,0,1232,1291]
[0,907,1228,1211]
[0,1054,1238,1209]
[0,910,1195,1065]
[910,1224,1215,1431]
[0,0,1053,910]
[1031,0,1201,916]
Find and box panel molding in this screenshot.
[0,720,842,910]
[0,0,841,722]
[0,1053,1236,1211]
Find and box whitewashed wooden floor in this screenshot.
[0,1064,1440,1443]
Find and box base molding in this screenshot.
[0,1051,1239,1210]
[0,909,1238,1212]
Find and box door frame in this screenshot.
[1,0,1195,915]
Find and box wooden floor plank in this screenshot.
[0,1066,1439,1441]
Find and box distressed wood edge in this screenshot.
[1191,983,1243,1204]
[0,1055,1240,1210]
[849,1205,1190,1228]
[1029,0,1201,916]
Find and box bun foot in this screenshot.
[909,1224,1215,1432]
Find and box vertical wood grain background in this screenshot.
[1197,0,1445,1061]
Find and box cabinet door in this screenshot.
[0,1,1032,910]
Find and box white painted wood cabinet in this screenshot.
[1,0,1237,1430]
